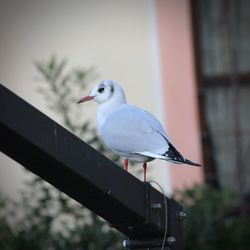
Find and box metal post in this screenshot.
[0,84,183,249]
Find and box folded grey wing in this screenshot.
[99,106,169,155]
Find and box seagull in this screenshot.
[77,80,201,181]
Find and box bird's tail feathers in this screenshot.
[164,143,201,167]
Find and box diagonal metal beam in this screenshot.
[0,84,183,248]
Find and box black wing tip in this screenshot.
[165,143,202,167]
[183,158,202,167]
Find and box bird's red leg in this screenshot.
[124,159,128,171]
[143,162,147,182]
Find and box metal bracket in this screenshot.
[123,236,176,249]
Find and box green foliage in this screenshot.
[177,185,250,250]
[36,57,94,150]
[0,56,124,250]
[0,180,123,250]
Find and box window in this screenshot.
[193,0,250,195]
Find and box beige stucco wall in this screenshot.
[0,0,171,200]
[156,0,203,190]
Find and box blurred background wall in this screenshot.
[1,1,250,249]
[0,0,172,198]
[1,0,249,201]
[0,0,203,198]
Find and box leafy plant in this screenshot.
[35,56,121,163]
[177,185,250,250]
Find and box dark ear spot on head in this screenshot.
[110,84,114,93]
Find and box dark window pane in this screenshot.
[196,0,250,194]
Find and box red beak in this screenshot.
[77,95,94,104]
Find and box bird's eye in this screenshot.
[98,87,105,93]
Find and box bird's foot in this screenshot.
[143,162,147,182]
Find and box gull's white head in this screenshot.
[77,80,126,105]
